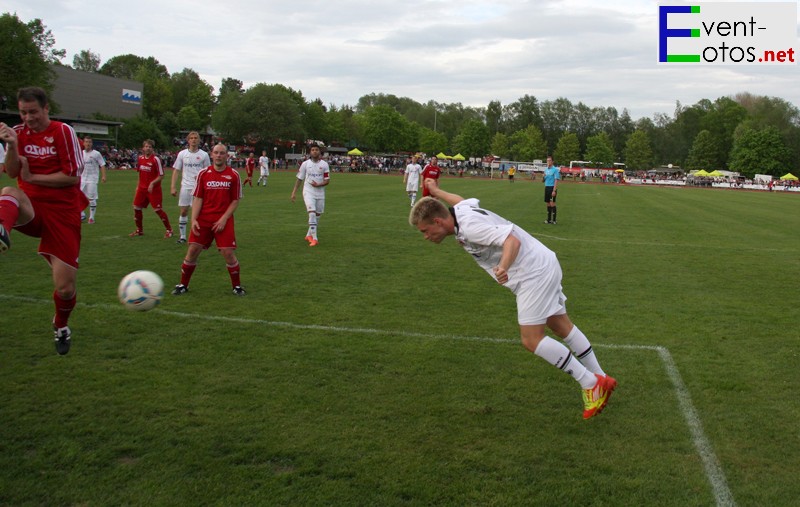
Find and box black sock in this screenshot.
[552,207,557,222]
[547,208,552,221]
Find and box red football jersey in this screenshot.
[14,120,84,207]
[193,166,242,219]
[421,164,441,181]
[136,154,164,189]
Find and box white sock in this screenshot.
[179,216,188,239]
[534,336,597,389]
[89,206,96,220]
[308,213,318,239]
[564,326,605,376]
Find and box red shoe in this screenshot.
[309,239,318,247]
[164,229,174,239]
[304,235,313,243]
[129,230,144,237]
[582,374,617,419]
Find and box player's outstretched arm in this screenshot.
[424,178,463,206]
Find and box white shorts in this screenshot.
[406,180,419,193]
[81,181,98,201]
[178,186,195,207]
[515,261,567,325]
[260,168,269,177]
[303,193,325,214]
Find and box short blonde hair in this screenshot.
[409,197,448,227]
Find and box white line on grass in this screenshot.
[1,294,735,506]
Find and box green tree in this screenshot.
[158,111,180,139]
[219,77,244,99]
[553,132,581,165]
[324,105,360,146]
[212,83,304,145]
[135,66,173,119]
[360,105,416,152]
[509,125,547,161]
[100,54,169,80]
[187,82,214,127]
[684,130,719,171]
[453,119,490,158]
[540,97,573,151]
[624,130,654,170]
[170,68,205,112]
[118,114,168,149]
[303,99,327,141]
[418,127,448,155]
[0,13,56,99]
[72,49,101,72]
[26,18,65,63]
[490,132,511,158]
[729,126,793,178]
[177,105,203,131]
[502,94,542,134]
[584,132,616,166]
[485,100,503,134]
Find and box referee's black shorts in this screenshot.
[544,186,557,203]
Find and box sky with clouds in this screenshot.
[4,0,799,120]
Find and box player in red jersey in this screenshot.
[171,143,246,296]
[420,156,441,197]
[0,87,87,355]
[130,139,173,238]
[243,152,255,187]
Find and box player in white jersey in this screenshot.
[290,145,330,247]
[257,149,270,186]
[409,179,617,420]
[403,154,422,207]
[80,136,107,223]
[170,131,210,244]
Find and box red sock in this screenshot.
[53,290,76,328]
[155,209,172,230]
[227,262,241,287]
[0,195,21,229]
[134,208,143,231]
[180,262,196,287]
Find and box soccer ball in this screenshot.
[118,270,164,311]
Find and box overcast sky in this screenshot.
[5,0,799,120]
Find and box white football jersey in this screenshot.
[173,148,211,189]
[405,163,421,187]
[81,149,106,183]
[297,158,330,198]
[453,198,558,293]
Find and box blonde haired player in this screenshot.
[290,144,329,247]
[257,149,270,186]
[410,178,617,419]
[80,136,107,223]
[170,132,210,244]
[403,155,422,207]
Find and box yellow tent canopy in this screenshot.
[347,148,364,156]
[693,170,709,177]
[779,172,798,180]
[452,153,466,161]
[707,170,724,177]
[435,152,448,159]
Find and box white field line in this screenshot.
[1,294,735,506]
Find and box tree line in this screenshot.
[2,12,798,178]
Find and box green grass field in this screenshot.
[1,170,798,506]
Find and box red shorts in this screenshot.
[189,216,237,250]
[15,198,84,269]
[133,186,164,210]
